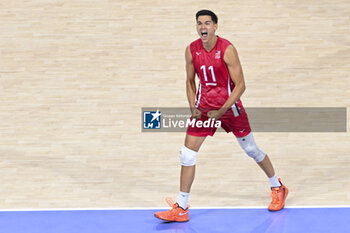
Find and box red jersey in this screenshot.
[190,36,244,117]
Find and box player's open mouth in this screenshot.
[201,31,208,39]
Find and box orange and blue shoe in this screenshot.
[154,198,189,222]
[268,178,288,211]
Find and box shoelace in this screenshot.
[165,198,178,214]
[271,188,280,204]
[165,197,175,208]
[165,197,189,212]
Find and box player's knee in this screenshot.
[180,146,197,166]
[237,133,266,163]
[243,145,266,162]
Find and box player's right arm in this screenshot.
[185,46,201,119]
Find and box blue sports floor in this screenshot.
[0,207,349,233]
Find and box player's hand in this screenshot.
[191,108,202,119]
[207,110,224,120]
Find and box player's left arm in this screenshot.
[208,45,246,120]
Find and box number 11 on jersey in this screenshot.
[200,65,217,86]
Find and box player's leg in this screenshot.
[236,132,288,211]
[176,114,216,211]
[154,114,215,222]
[154,134,206,222]
[180,134,206,193]
[221,109,288,211]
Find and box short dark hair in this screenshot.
[196,10,218,24]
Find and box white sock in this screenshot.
[177,191,190,209]
[269,175,281,187]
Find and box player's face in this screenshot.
[196,15,217,42]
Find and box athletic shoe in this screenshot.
[154,198,189,222]
[268,178,288,211]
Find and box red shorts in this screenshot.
[186,110,251,138]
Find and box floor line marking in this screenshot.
[1,205,350,212]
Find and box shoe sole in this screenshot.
[154,214,189,222]
[268,204,285,212]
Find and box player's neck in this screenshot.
[202,36,218,52]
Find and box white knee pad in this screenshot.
[237,133,266,163]
[180,146,197,166]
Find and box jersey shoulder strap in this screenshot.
[189,38,202,59]
[217,36,232,55]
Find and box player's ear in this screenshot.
[214,23,218,31]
